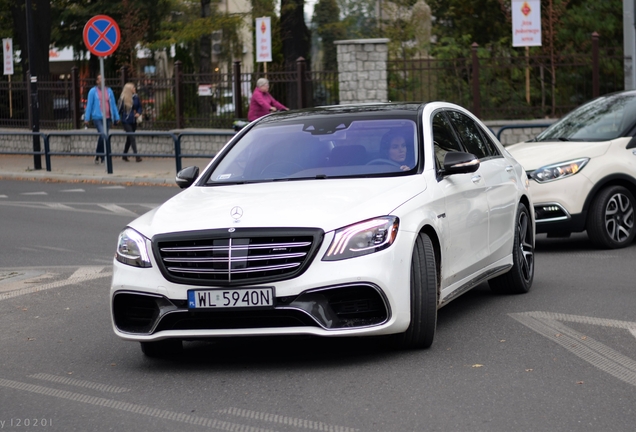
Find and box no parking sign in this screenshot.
[83,15,120,57]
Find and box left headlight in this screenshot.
[530,158,589,183]
[323,216,399,261]
[115,228,152,268]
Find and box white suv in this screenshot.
[507,91,636,249]
[111,102,534,356]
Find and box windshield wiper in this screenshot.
[557,137,570,141]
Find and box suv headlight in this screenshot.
[323,216,399,261]
[531,158,589,183]
[116,228,152,268]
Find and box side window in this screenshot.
[447,110,493,159]
[432,111,463,168]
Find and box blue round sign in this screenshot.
[83,15,120,57]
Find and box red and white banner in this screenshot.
[512,0,542,47]
[3,38,14,75]
[255,17,272,63]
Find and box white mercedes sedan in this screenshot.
[111,102,535,357]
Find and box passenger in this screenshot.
[379,130,414,171]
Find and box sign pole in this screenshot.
[525,46,530,104]
[25,0,41,170]
[100,57,108,173]
[8,75,12,118]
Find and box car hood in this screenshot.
[130,177,424,237]
[506,140,611,171]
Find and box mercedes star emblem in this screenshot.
[230,206,244,220]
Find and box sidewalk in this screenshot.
[0,154,212,187]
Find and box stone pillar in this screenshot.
[335,38,389,104]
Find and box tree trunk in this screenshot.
[200,0,212,75]
[11,0,51,77]
[280,0,310,108]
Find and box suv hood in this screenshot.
[130,177,424,237]
[506,140,611,171]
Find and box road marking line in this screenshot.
[0,378,277,432]
[45,203,76,211]
[28,373,130,394]
[510,312,636,387]
[99,186,126,190]
[0,195,7,198]
[68,266,105,279]
[219,407,359,432]
[60,189,85,193]
[97,203,138,217]
[139,204,161,209]
[21,191,48,195]
[0,266,110,302]
[631,329,636,340]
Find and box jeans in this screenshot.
[122,122,138,154]
[94,119,112,162]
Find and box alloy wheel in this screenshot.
[517,209,534,283]
[604,192,635,243]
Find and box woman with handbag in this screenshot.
[119,83,143,162]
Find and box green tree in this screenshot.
[280,0,310,68]
[338,0,379,39]
[313,0,345,70]
[427,0,510,47]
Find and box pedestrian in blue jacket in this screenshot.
[84,75,120,164]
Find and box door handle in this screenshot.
[471,175,482,184]
[505,165,514,173]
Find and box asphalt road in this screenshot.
[1,179,635,432]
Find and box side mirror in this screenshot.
[626,136,636,149]
[442,152,480,175]
[175,166,200,189]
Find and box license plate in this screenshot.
[187,287,274,309]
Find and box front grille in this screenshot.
[153,228,323,286]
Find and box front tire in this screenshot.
[395,232,438,349]
[586,186,636,249]
[489,203,534,294]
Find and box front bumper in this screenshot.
[110,230,416,342]
[529,172,593,235]
[533,202,587,235]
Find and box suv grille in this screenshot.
[153,228,323,286]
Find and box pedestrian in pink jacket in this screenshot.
[247,78,288,121]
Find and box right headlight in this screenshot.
[322,216,399,261]
[115,228,152,268]
[530,158,589,183]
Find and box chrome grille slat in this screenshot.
[155,231,319,285]
[167,262,301,274]
[163,252,307,263]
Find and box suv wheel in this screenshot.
[587,186,636,249]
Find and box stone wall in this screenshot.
[335,38,389,104]
[0,128,234,156]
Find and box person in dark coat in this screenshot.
[119,82,143,162]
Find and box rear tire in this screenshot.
[489,203,534,295]
[394,232,438,349]
[586,186,636,249]
[140,339,183,358]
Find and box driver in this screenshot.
[380,130,413,171]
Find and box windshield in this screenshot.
[205,115,419,184]
[535,92,636,142]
